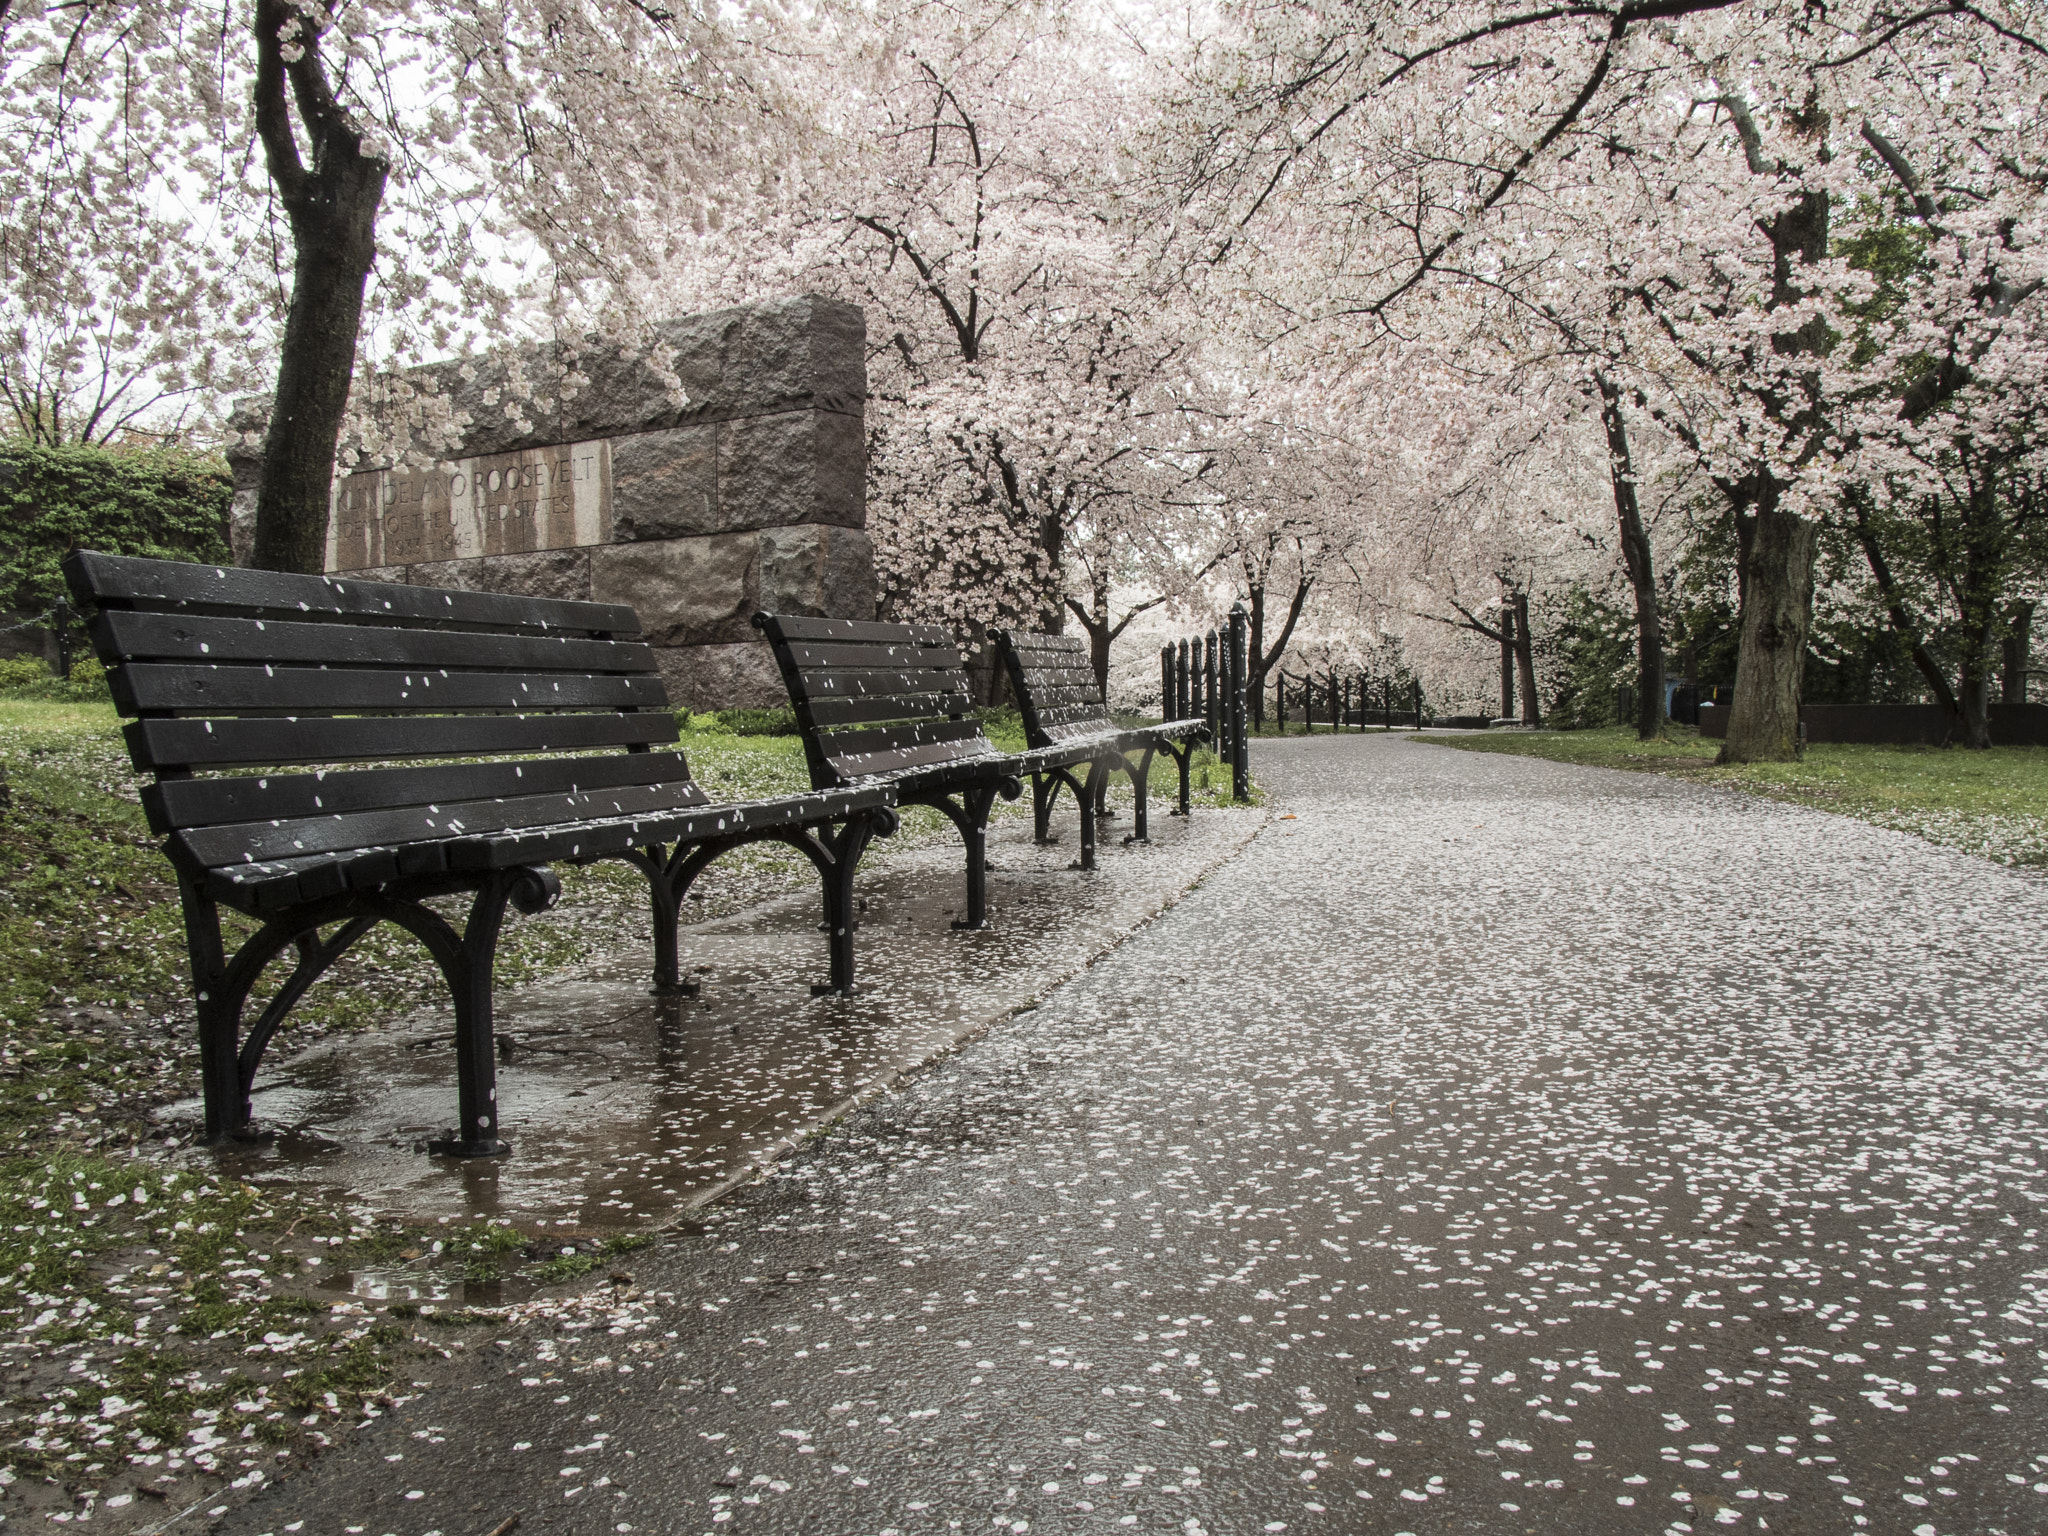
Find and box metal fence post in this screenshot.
[1161,645,1173,720]
[1176,639,1190,723]
[1204,631,1218,746]
[1229,604,1249,801]
[48,599,73,680]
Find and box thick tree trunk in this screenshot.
[1952,483,2008,749]
[1512,590,1540,726]
[1719,502,1819,764]
[2003,601,2034,705]
[1598,373,1664,740]
[253,173,383,571]
[250,0,389,575]
[1498,608,1515,720]
[1957,640,1996,749]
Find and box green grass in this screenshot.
[1413,725,2048,867]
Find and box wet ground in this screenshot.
[198,800,1265,1297]
[215,735,2047,1536]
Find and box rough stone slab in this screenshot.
[590,534,758,647]
[652,639,787,712]
[758,522,877,620]
[608,423,718,541]
[406,547,594,605]
[227,294,865,479]
[717,408,866,532]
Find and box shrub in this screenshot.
[0,441,232,617]
[0,653,110,702]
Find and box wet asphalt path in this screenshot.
[224,735,2048,1536]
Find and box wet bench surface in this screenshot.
[68,551,894,1156]
[993,626,1209,866]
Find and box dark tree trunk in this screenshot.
[1246,582,1266,728]
[2003,601,2034,705]
[1598,374,1664,740]
[1848,490,1963,738]
[1499,607,1515,720]
[1036,510,1067,638]
[1512,590,1540,726]
[1951,478,2010,750]
[1714,102,1829,763]
[250,0,389,575]
[1720,499,1819,764]
[1958,640,1996,749]
[1244,556,1313,729]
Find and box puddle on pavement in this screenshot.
[172,809,1262,1257]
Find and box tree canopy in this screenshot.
[5,0,2044,752]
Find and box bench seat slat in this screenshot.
[865,750,1034,797]
[824,736,1014,781]
[1019,682,1108,710]
[815,718,984,759]
[116,663,665,715]
[799,691,977,730]
[206,846,404,913]
[787,664,974,702]
[146,750,696,833]
[447,786,895,869]
[124,712,679,772]
[98,611,657,676]
[784,641,961,670]
[73,550,639,637]
[173,779,714,869]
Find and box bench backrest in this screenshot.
[753,613,999,787]
[990,629,1114,747]
[65,550,700,870]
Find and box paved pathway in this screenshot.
[224,735,2048,1536]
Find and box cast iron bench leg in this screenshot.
[178,876,248,1144]
[605,845,686,993]
[1125,747,1156,844]
[1170,740,1195,815]
[1073,761,1111,871]
[947,783,1001,930]
[430,866,559,1158]
[820,813,887,994]
[1032,773,1062,845]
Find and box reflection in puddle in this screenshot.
[170,812,1263,1235]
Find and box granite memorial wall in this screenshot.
[226,294,875,711]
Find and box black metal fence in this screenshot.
[1273,671,1424,732]
[1161,604,1251,802]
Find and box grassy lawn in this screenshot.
[1413,724,2048,868]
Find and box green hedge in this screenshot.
[0,442,232,615]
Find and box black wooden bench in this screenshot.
[991,629,1210,851]
[754,613,1119,924]
[66,551,898,1157]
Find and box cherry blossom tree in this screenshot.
[1822,33,2048,746]
[6,0,788,569]
[1147,0,2048,760]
